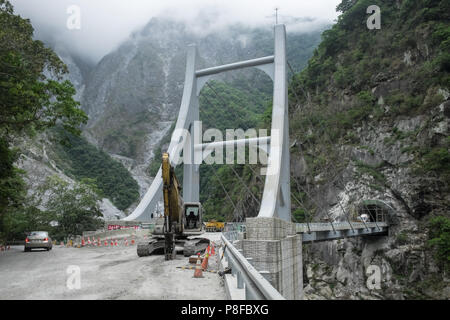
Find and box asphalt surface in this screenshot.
[0,233,226,300]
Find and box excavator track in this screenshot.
[183,237,210,257]
[138,237,210,257]
[136,239,165,257]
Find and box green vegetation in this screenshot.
[416,137,450,189]
[396,231,410,245]
[3,176,103,241]
[0,0,88,242]
[199,80,271,131]
[0,140,26,234]
[292,0,450,100]
[288,0,450,222]
[146,80,272,221]
[427,216,450,271]
[286,0,450,298]
[293,208,308,223]
[201,164,259,222]
[51,128,140,210]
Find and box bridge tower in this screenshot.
[124,25,303,300]
[124,24,291,222]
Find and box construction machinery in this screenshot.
[137,153,210,260]
[205,220,225,232]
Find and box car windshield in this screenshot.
[29,231,48,237]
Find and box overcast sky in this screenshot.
[10,0,341,63]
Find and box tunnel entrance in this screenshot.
[357,200,390,223]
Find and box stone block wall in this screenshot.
[242,217,303,299]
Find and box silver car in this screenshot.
[24,231,52,252]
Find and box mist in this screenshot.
[10,0,341,63]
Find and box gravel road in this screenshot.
[0,233,226,300]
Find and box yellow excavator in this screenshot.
[137,153,210,260]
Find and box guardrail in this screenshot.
[220,232,285,300]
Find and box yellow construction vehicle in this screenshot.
[205,220,225,232]
[137,153,210,260]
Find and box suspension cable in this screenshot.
[293,178,336,233]
[246,164,312,233]
[209,166,240,222]
[228,165,261,205]
[286,74,359,232]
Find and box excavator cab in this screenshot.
[183,202,203,233]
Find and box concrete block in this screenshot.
[242,218,303,300]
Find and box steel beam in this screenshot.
[196,56,274,78]
[301,227,389,243]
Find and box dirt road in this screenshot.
[0,233,225,300]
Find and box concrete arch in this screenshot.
[124,25,290,222]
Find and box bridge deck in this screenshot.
[296,222,389,243]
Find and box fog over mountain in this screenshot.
[10,0,340,62]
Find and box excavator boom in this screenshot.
[137,153,210,259]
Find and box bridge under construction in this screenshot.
[122,24,392,300]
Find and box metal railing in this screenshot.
[296,221,388,233]
[221,232,285,300]
[224,222,246,233]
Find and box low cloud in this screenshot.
[10,0,340,62]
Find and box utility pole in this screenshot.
[275,7,279,24]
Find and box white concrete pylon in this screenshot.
[123,25,291,222]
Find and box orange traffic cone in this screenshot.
[104,240,108,247]
[97,238,101,247]
[124,238,128,246]
[87,237,91,246]
[202,251,209,270]
[115,239,118,246]
[131,237,135,245]
[81,238,85,247]
[110,239,114,246]
[194,253,203,278]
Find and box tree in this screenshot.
[34,176,103,239]
[0,0,87,136]
[428,216,450,272]
[0,0,88,241]
[336,0,358,13]
[0,138,25,238]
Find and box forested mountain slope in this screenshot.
[287,0,449,299]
